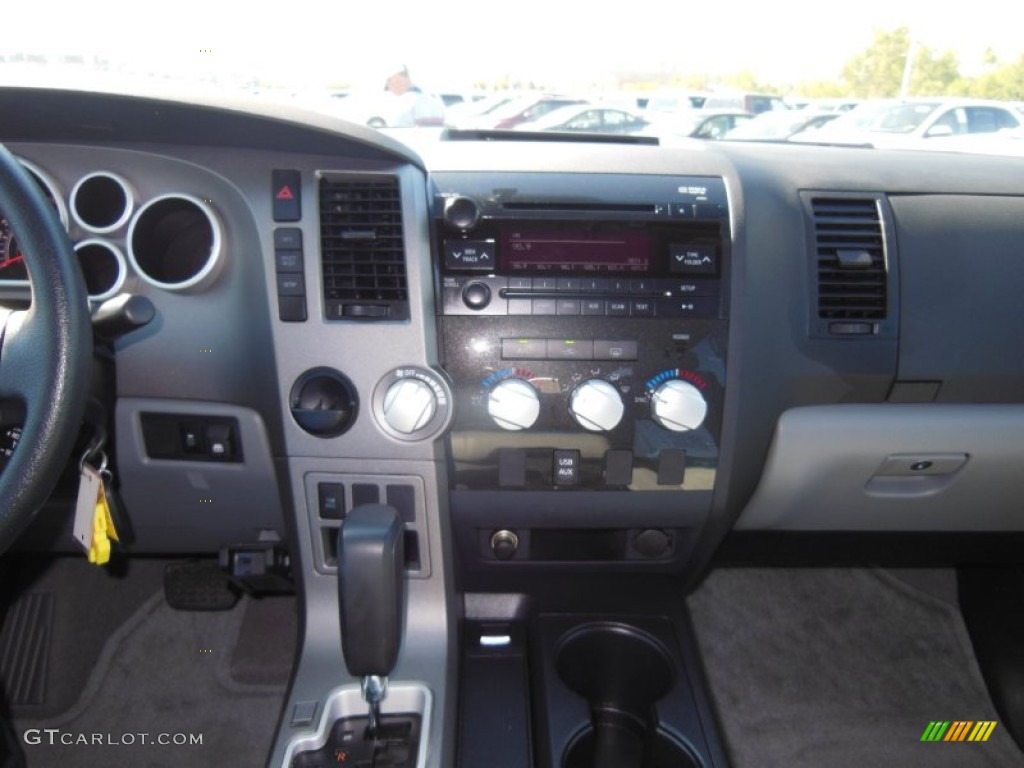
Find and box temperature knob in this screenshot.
[569,379,624,432]
[650,379,707,432]
[488,378,540,431]
[382,376,438,435]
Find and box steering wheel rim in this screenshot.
[0,144,92,553]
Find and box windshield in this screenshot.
[4,0,1023,154]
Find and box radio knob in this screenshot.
[650,379,707,432]
[381,376,438,434]
[569,379,625,432]
[443,196,481,230]
[488,378,541,431]
[462,281,491,310]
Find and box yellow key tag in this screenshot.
[100,481,120,544]
[72,464,103,554]
[88,484,119,564]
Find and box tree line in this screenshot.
[614,27,1023,103]
[802,27,1023,101]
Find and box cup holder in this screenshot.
[556,622,699,768]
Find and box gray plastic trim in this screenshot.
[303,472,431,578]
[735,404,1024,531]
[114,398,284,550]
[70,170,134,233]
[19,157,68,228]
[280,684,431,767]
[268,456,455,768]
[126,193,223,292]
[74,238,127,301]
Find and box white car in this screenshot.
[798,98,1021,149]
[322,89,445,128]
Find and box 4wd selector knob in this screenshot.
[487,378,541,431]
[381,376,437,435]
[650,379,707,432]
[569,379,625,432]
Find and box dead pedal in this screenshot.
[0,592,54,706]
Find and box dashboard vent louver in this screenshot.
[319,176,409,321]
[811,196,888,327]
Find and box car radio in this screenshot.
[432,173,730,498]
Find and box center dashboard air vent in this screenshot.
[805,193,898,338]
[319,175,409,321]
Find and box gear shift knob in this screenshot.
[337,504,405,677]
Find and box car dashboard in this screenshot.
[3,86,1024,767]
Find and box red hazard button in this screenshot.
[272,170,301,221]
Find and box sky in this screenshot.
[3,0,1021,92]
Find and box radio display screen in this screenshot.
[499,227,651,273]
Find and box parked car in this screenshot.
[799,98,1022,148]
[460,95,589,130]
[649,109,753,139]
[702,91,787,114]
[324,88,445,128]
[724,109,840,140]
[643,90,708,118]
[515,104,649,134]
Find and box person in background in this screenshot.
[384,66,445,127]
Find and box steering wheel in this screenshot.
[0,145,92,553]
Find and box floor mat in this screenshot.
[2,556,169,720]
[687,568,1024,768]
[0,593,53,707]
[13,584,293,767]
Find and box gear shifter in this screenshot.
[337,503,405,739]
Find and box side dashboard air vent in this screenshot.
[319,176,409,321]
[806,194,897,338]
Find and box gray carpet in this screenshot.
[687,568,1024,768]
[12,576,294,767]
[2,556,170,719]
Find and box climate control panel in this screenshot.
[439,315,726,492]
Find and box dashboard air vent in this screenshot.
[319,176,409,321]
[810,196,890,334]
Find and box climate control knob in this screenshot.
[487,378,541,431]
[569,379,625,432]
[381,376,438,435]
[650,379,707,432]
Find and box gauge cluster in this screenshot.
[0,158,221,300]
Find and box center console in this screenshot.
[431,171,731,767]
[433,172,729,570]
